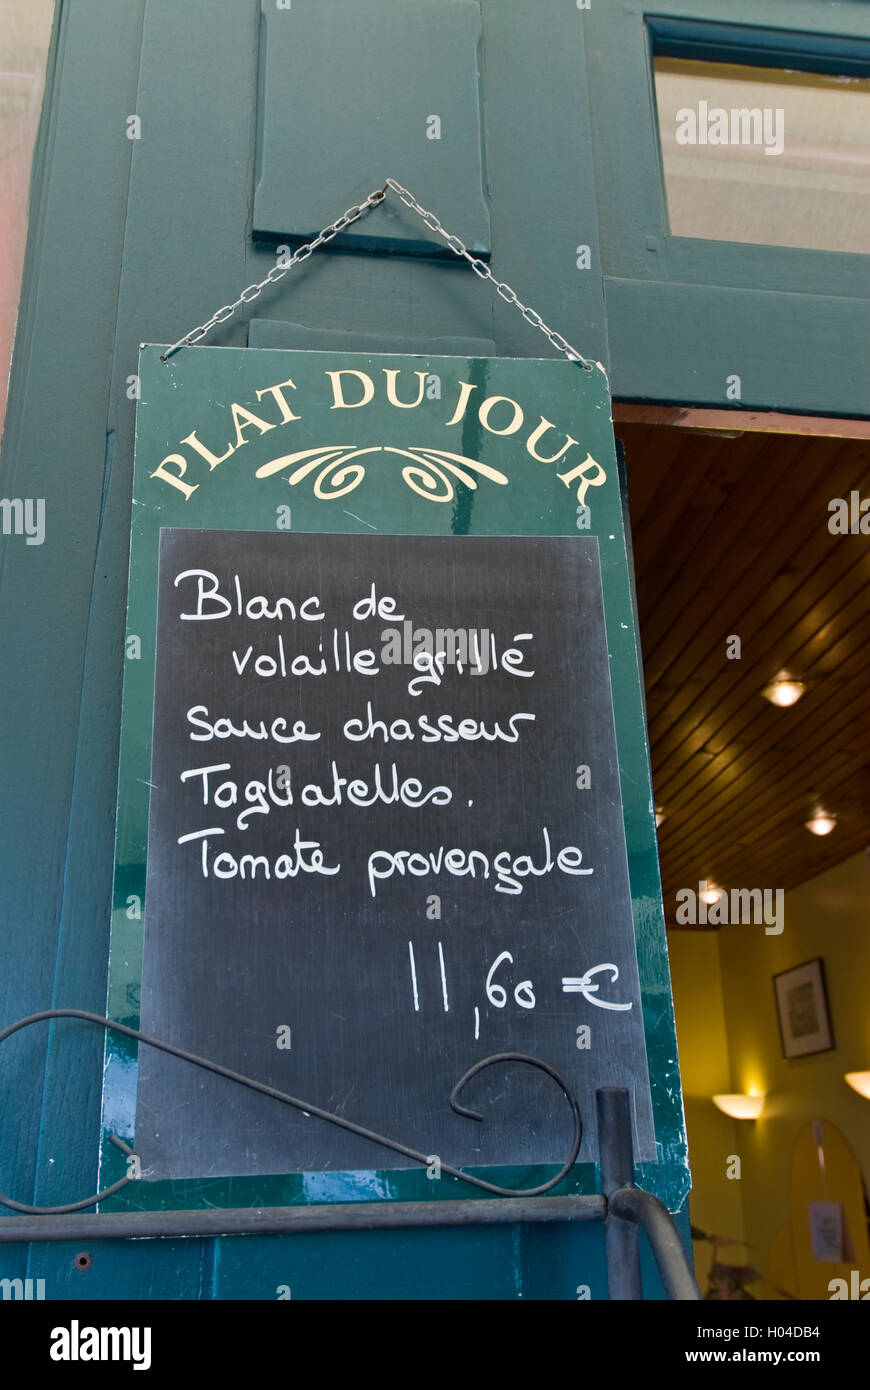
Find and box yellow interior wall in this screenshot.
[666,928,744,1289]
[716,851,870,1294]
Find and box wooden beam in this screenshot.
[613,403,870,440]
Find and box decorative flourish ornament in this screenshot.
[256,445,509,502]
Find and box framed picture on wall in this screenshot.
[773,957,835,1060]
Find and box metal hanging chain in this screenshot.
[385,178,593,368]
[160,184,389,362]
[161,177,594,369]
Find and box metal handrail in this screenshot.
[610,1187,701,1301]
[0,1005,699,1299]
[0,1182,699,1300]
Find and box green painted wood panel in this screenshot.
[0,0,146,1256]
[605,278,870,414]
[479,0,609,366]
[586,0,870,414]
[241,1,609,373]
[6,1215,685,1301]
[254,0,491,257]
[28,0,265,1297]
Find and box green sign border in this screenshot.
[99,346,689,1214]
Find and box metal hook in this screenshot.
[0,1010,582,1214]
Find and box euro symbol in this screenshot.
[561,962,633,1011]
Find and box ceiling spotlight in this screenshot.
[761,676,806,707]
[805,811,837,837]
[700,884,723,906]
[655,807,665,828]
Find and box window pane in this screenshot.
[0,0,55,442]
[654,56,870,255]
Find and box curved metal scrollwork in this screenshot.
[0,1010,582,1215]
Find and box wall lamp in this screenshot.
[712,1094,765,1120]
[844,1072,870,1100]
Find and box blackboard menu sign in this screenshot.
[137,527,653,1175]
[103,347,687,1207]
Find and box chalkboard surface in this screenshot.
[136,527,655,1177]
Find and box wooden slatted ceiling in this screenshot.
[619,423,870,928]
